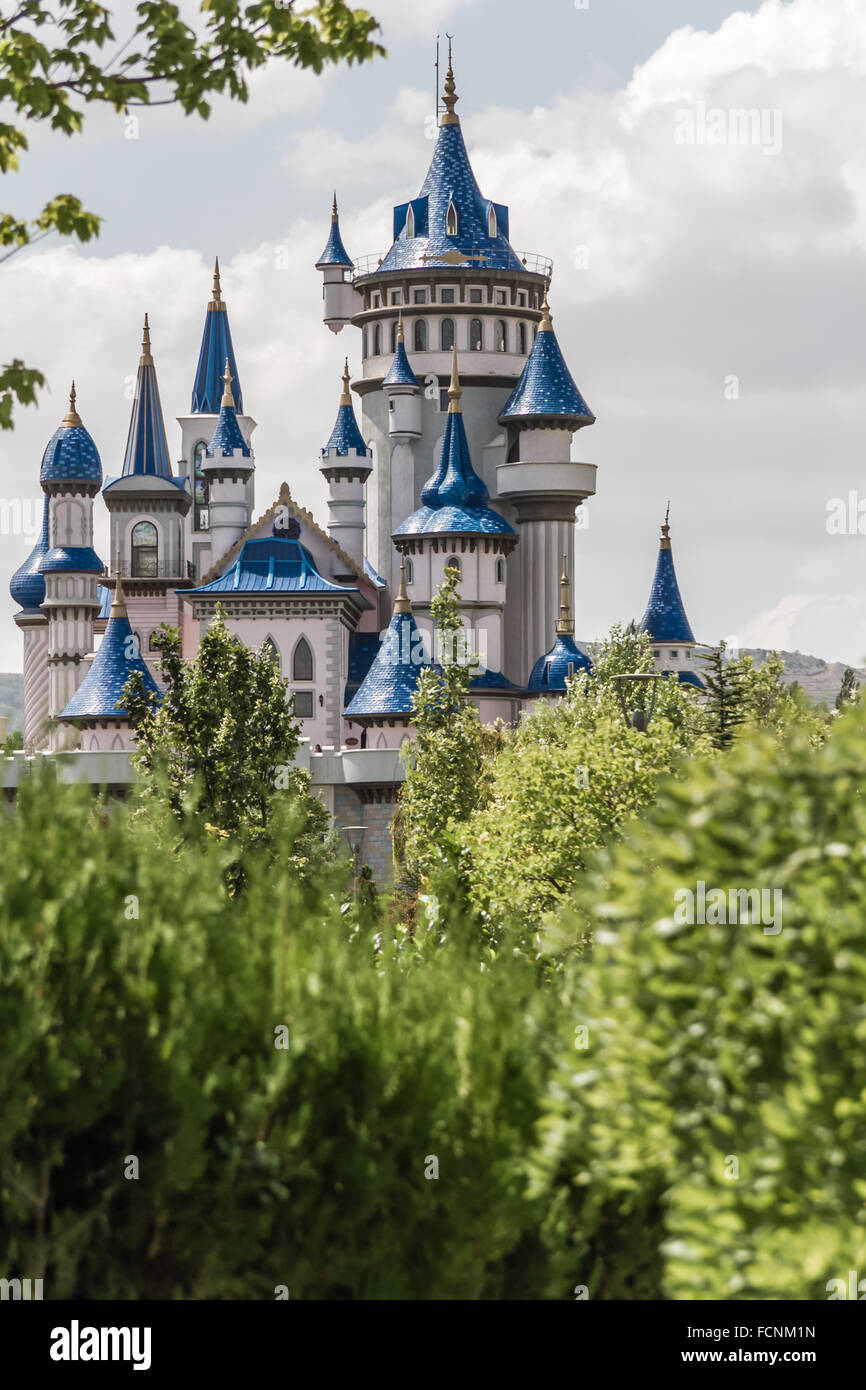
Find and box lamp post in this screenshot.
[611,672,666,732]
[340,824,366,890]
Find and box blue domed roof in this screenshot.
[344,608,431,719]
[639,520,696,645]
[316,201,354,269]
[499,306,594,428]
[38,546,104,576]
[9,494,50,613]
[61,586,161,721]
[528,633,592,693]
[39,389,103,487]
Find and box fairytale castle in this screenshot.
[7,59,701,877]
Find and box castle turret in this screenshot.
[319,359,371,568]
[9,493,50,749]
[316,193,362,333]
[37,383,104,749]
[201,358,254,564]
[496,290,596,682]
[639,507,704,688]
[383,312,421,441]
[344,556,431,747]
[527,554,592,697]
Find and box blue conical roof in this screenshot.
[39,386,103,488]
[9,494,50,613]
[322,363,368,456]
[61,581,161,721]
[639,517,695,644]
[499,300,594,428]
[344,593,431,719]
[122,317,173,478]
[191,259,243,414]
[205,362,251,459]
[316,198,354,268]
[382,334,418,388]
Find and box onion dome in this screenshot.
[499,292,594,430]
[344,559,431,719]
[60,568,161,722]
[394,348,515,538]
[315,192,354,269]
[191,258,243,414]
[382,313,418,388]
[206,360,251,458]
[322,360,369,456]
[639,508,695,644]
[39,382,103,488]
[378,53,521,274]
[9,493,50,613]
[528,555,592,692]
[121,315,173,477]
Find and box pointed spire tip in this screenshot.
[62,379,82,428]
[447,343,462,413]
[394,554,411,614]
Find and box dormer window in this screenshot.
[487,203,497,237]
[405,204,415,239]
[446,199,458,236]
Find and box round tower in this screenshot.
[9,492,51,750]
[316,193,363,332]
[319,359,372,568]
[638,507,704,689]
[527,554,592,699]
[201,358,255,566]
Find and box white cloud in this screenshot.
[740,591,866,667]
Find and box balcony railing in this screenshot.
[352,250,553,280]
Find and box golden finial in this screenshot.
[209,256,225,312]
[539,286,553,332]
[140,313,154,366]
[62,380,82,427]
[447,343,462,413]
[340,358,352,406]
[441,36,459,125]
[331,191,339,222]
[394,554,411,614]
[111,547,128,619]
[660,501,671,550]
[221,356,235,409]
[397,309,404,344]
[556,553,574,636]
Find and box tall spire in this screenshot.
[191,259,243,413]
[122,318,173,478]
[340,357,352,406]
[447,344,462,413]
[221,356,235,409]
[661,501,671,550]
[332,191,338,221]
[639,508,695,644]
[111,549,127,618]
[62,380,82,428]
[441,37,459,125]
[539,286,553,333]
[556,554,574,636]
[393,555,411,614]
[211,256,224,310]
[140,313,153,365]
[397,309,404,344]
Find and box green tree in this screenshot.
[1,0,384,427]
[835,664,860,711]
[696,641,749,748]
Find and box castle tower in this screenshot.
[36,384,104,750]
[201,358,255,565]
[344,556,431,748]
[527,554,592,698]
[102,316,192,656]
[638,507,704,689]
[497,290,596,682]
[315,193,362,332]
[9,493,51,749]
[176,259,256,580]
[319,359,372,570]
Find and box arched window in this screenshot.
[405,556,414,584]
[413,318,428,351]
[488,203,497,237]
[262,636,280,669]
[405,204,415,238]
[292,635,314,682]
[469,318,483,351]
[517,322,527,354]
[390,319,398,353]
[362,326,368,358]
[446,555,461,578]
[372,323,382,356]
[446,199,458,236]
[495,557,505,583]
[533,323,538,341]
[193,441,209,531]
[440,318,455,351]
[131,520,158,577]
[496,320,508,353]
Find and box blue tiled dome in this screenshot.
[344,610,430,719]
[382,339,418,388]
[499,311,594,428]
[61,592,161,721]
[639,523,695,645]
[528,633,592,693]
[39,546,104,576]
[9,495,50,612]
[40,392,103,487]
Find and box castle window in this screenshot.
[517,291,527,306]
[439,287,455,303]
[446,556,461,578]
[414,318,428,351]
[413,288,427,304]
[390,289,402,306]
[438,387,449,412]
[495,289,507,306]
[446,199,458,236]
[193,440,209,531]
[440,318,455,351]
[495,557,505,583]
[469,318,483,351]
[488,204,497,237]
[372,323,382,356]
[292,635,314,682]
[533,324,538,341]
[292,690,314,719]
[390,319,398,353]
[263,636,280,668]
[517,322,527,354]
[373,293,381,308]
[469,287,483,303]
[131,520,158,577]
[670,649,679,660]
[405,204,415,238]
[496,320,508,352]
[362,326,368,357]
[405,557,414,584]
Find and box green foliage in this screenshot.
[835,665,859,711]
[3,727,23,753]
[533,700,866,1299]
[0,1,384,425]
[696,642,749,748]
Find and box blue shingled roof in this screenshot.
[469,668,524,692]
[344,610,430,718]
[316,214,353,269]
[122,356,173,478]
[39,546,104,576]
[9,495,50,613]
[639,541,696,644]
[378,123,522,273]
[394,407,515,538]
[206,400,251,458]
[191,305,243,414]
[185,535,359,597]
[383,339,419,388]
[528,633,592,693]
[323,400,368,457]
[344,630,381,705]
[363,557,387,589]
[40,419,103,487]
[61,603,161,721]
[499,322,594,426]
[663,668,705,689]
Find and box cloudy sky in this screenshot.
[2,0,865,670]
